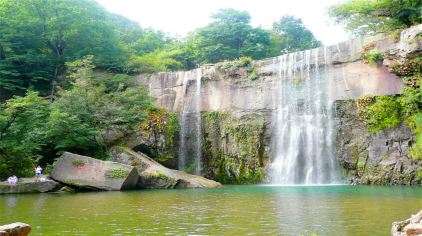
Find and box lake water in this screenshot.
[1,185,421,235]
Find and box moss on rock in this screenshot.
[202,111,267,184]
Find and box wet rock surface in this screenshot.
[392,210,422,236]
[0,178,60,194]
[334,100,422,185]
[110,147,221,189]
[0,222,31,236]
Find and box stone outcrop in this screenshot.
[392,210,422,236]
[0,178,60,194]
[131,24,422,185]
[202,112,268,184]
[51,152,139,191]
[0,222,31,236]
[110,147,221,188]
[335,100,422,185]
[134,25,422,114]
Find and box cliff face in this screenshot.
[335,100,421,185]
[134,24,422,184]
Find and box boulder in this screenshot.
[0,222,31,236]
[110,147,221,189]
[392,210,422,236]
[51,152,138,191]
[0,178,60,194]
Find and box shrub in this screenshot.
[406,113,422,159]
[365,96,401,132]
[363,51,384,65]
[248,68,259,81]
[105,168,129,178]
[72,160,85,167]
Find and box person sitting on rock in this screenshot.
[7,175,17,185]
[35,165,42,182]
[12,175,18,184]
[7,176,13,184]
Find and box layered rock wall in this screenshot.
[135,25,422,184]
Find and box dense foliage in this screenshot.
[329,0,422,36]
[0,1,321,98]
[0,56,154,179]
[272,16,322,54]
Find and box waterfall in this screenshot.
[178,68,202,175]
[270,48,342,185]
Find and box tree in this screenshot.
[0,91,50,179]
[46,56,153,158]
[188,8,272,64]
[328,0,422,36]
[272,16,322,54]
[0,0,128,97]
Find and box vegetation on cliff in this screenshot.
[357,57,422,159]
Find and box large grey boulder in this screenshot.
[392,210,422,236]
[0,178,60,194]
[51,152,138,191]
[0,222,31,236]
[110,147,221,189]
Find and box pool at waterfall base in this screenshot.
[1,185,421,235]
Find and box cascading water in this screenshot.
[270,48,342,185]
[178,68,202,175]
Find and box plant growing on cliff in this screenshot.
[138,108,180,149]
[365,96,402,132]
[359,56,422,159]
[362,51,384,65]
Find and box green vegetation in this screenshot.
[0,56,153,179]
[0,1,322,99]
[202,112,266,184]
[105,168,129,178]
[272,16,322,54]
[357,57,422,159]
[329,0,422,36]
[362,51,384,65]
[72,160,86,167]
[154,171,172,181]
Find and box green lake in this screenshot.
[1,185,421,235]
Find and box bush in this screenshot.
[365,96,401,132]
[363,51,384,65]
[407,113,422,159]
[105,168,129,178]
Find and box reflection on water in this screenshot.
[0,185,421,235]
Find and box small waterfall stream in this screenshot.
[270,48,342,185]
[178,68,202,175]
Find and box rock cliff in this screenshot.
[134,24,422,184]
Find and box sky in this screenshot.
[95,0,349,46]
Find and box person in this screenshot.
[35,165,42,182]
[7,176,13,184]
[7,175,17,185]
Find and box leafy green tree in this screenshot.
[0,91,50,179]
[188,8,272,64]
[0,0,127,96]
[46,56,153,158]
[272,16,322,54]
[329,0,422,36]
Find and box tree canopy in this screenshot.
[329,0,422,36]
[272,16,322,54]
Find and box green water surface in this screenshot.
[1,185,421,235]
